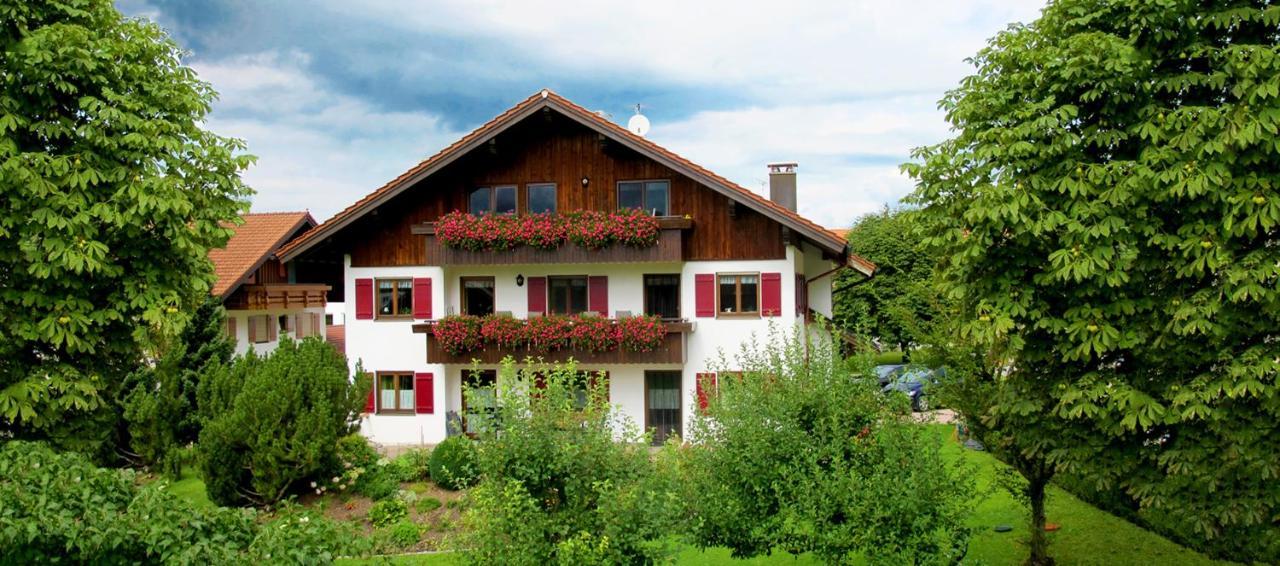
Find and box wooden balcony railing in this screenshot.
[412,320,693,365]
[411,216,692,265]
[225,283,330,311]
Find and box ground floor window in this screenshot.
[462,369,498,435]
[377,372,415,414]
[645,371,682,446]
[248,315,271,343]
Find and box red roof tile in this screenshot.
[209,212,315,298]
[277,90,874,276]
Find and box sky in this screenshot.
[117,0,1047,229]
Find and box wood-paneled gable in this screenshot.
[341,112,785,267]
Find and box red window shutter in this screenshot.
[415,372,434,414]
[696,372,716,412]
[588,276,608,315]
[355,278,374,320]
[412,278,433,319]
[694,274,715,317]
[761,272,782,317]
[527,276,547,315]
[365,378,375,413]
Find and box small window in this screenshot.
[250,315,270,343]
[617,180,669,216]
[377,372,415,414]
[278,314,291,334]
[463,369,498,435]
[462,277,496,316]
[469,185,517,215]
[644,274,680,319]
[527,183,556,214]
[377,279,413,318]
[324,314,334,326]
[548,276,589,315]
[718,274,759,316]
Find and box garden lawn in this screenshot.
[167,466,214,510]
[172,427,1227,565]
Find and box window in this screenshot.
[469,185,517,215]
[462,276,495,316]
[462,370,498,435]
[377,372,415,414]
[645,371,681,446]
[548,276,589,315]
[249,315,270,343]
[644,274,680,319]
[617,180,669,216]
[718,274,759,315]
[278,314,292,334]
[324,314,334,326]
[377,279,413,318]
[527,183,556,214]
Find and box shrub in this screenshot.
[416,496,443,513]
[458,359,684,564]
[396,448,433,482]
[368,498,409,529]
[196,337,367,506]
[684,326,976,565]
[429,436,478,490]
[380,520,422,550]
[0,441,362,563]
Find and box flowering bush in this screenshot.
[431,314,665,355]
[432,315,483,355]
[436,209,660,252]
[618,315,667,352]
[569,315,622,353]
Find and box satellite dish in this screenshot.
[627,104,650,137]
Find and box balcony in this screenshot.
[411,216,692,265]
[224,283,330,311]
[411,320,692,365]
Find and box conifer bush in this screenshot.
[196,337,366,506]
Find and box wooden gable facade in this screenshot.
[315,111,786,268]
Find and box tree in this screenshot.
[906,1,1280,563]
[832,207,933,353]
[197,338,365,507]
[0,0,253,454]
[121,296,233,477]
[684,327,975,565]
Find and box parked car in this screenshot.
[873,364,906,387]
[882,368,944,412]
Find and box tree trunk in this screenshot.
[1027,473,1052,566]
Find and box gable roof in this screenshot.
[277,89,874,276]
[210,211,316,299]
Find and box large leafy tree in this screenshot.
[832,207,933,352]
[0,0,252,451]
[908,1,1280,563]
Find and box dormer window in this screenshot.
[470,185,517,215]
[618,180,669,216]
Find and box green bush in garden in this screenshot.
[459,359,684,565]
[684,326,976,565]
[429,435,478,490]
[330,433,399,500]
[380,521,422,550]
[393,447,433,481]
[0,440,363,563]
[368,498,409,529]
[196,337,367,506]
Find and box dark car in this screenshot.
[873,364,906,387]
[882,368,943,412]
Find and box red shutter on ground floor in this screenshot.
[364,379,375,413]
[355,278,374,320]
[588,276,608,315]
[412,277,433,319]
[695,274,715,317]
[415,372,434,414]
[696,372,717,412]
[527,276,547,315]
[761,272,782,316]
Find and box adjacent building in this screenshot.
[276,90,875,446]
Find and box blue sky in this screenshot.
[118,0,1046,228]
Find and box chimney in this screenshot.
[768,162,798,211]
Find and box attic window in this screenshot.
[469,186,517,215]
[618,180,669,216]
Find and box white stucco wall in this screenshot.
[348,246,839,446]
[226,306,327,357]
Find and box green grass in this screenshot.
[167,466,214,510]
[176,430,1226,566]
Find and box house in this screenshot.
[209,211,331,355]
[277,90,875,446]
